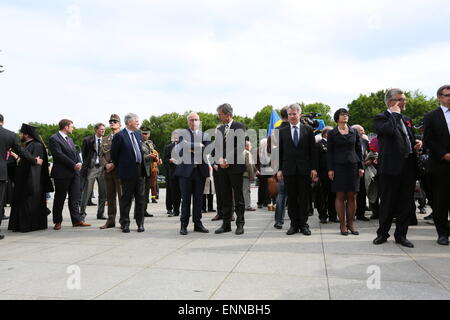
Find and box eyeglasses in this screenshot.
[142,133,149,135]
[439,94,450,97]
[109,120,119,124]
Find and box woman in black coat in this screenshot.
[327,109,364,236]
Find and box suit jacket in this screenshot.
[0,126,37,181]
[81,135,102,176]
[278,124,318,176]
[423,107,450,174]
[326,127,363,171]
[317,138,328,174]
[215,120,246,174]
[110,128,145,180]
[174,129,210,178]
[48,132,81,179]
[374,110,417,176]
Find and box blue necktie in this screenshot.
[293,126,299,147]
[131,132,142,163]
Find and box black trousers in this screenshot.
[356,176,367,217]
[218,169,245,226]
[213,169,223,217]
[316,175,337,221]
[284,174,310,229]
[53,176,83,225]
[179,168,206,227]
[202,194,214,211]
[166,175,181,213]
[257,176,269,206]
[119,164,145,227]
[431,172,450,238]
[377,157,416,240]
[0,181,6,225]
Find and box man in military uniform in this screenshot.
[141,126,158,217]
[99,114,122,229]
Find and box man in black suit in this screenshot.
[352,124,371,222]
[373,89,422,248]
[0,114,43,239]
[111,113,146,233]
[276,104,318,236]
[80,123,107,220]
[164,132,181,217]
[48,119,91,230]
[173,112,210,235]
[214,103,247,235]
[423,85,450,245]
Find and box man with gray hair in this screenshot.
[111,113,146,233]
[373,89,422,248]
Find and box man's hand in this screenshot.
[213,165,219,172]
[389,101,402,114]
[74,163,82,171]
[219,158,229,169]
[10,151,19,160]
[328,170,335,181]
[311,170,318,182]
[35,156,43,166]
[443,154,450,162]
[169,158,176,164]
[277,171,283,181]
[359,169,365,177]
[414,140,423,151]
[105,163,115,173]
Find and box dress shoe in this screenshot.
[300,226,312,236]
[167,210,173,215]
[151,199,158,204]
[257,205,263,209]
[122,225,130,233]
[168,212,179,217]
[215,225,232,234]
[54,223,62,230]
[194,224,209,233]
[286,227,299,235]
[73,221,92,227]
[246,207,256,212]
[235,225,244,235]
[137,224,145,233]
[437,236,449,246]
[274,223,283,229]
[357,216,370,222]
[373,236,388,245]
[180,226,188,235]
[144,212,153,217]
[100,224,115,229]
[202,209,207,213]
[211,215,222,221]
[347,226,359,235]
[97,215,107,220]
[320,219,328,224]
[340,230,349,236]
[395,237,414,248]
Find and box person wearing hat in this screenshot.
[8,124,54,232]
[141,125,157,217]
[0,115,44,239]
[99,114,123,229]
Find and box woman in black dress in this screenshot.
[327,109,364,236]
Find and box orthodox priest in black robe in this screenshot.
[8,124,53,232]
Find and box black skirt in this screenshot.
[331,163,360,193]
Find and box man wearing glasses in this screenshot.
[99,114,122,229]
[373,89,422,248]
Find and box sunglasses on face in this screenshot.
[109,120,119,124]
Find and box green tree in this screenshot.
[302,102,334,126]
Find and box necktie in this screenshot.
[399,116,412,155]
[65,137,74,150]
[224,124,230,141]
[293,126,299,147]
[131,132,142,163]
[96,138,101,164]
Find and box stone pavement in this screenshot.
[1,188,450,300]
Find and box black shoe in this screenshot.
[300,226,312,236]
[97,215,107,220]
[437,236,449,246]
[215,225,232,234]
[373,236,388,245]
[202,210,207,213]
[320,219,328,224]
[194,224,209,233]
[137,224,145,233]
[122,225,130,233]
[151,199,158,204]
[274,223,283,229]
[395,237,414,248]
[424,214,434,221]
[2,216,9,220]
[357,216,370,222]
[180,226,188,235]
[144,212,153,217]
[347,227,360,236]
[235,225,244,235]
[286,227,299,236]
[257,205,263,209]
[167,210,173,215]
[168,212,179,217]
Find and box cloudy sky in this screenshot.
[1,0,449,130]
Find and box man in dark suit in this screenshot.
[423,85,450,246]
[276,104,318,236]
[173,112,210,235]
[214,103,247,235]
[0,114,43,239]
[111,113,146,233]
[373,89,422,248]
[48,119,91,230]
[80,123,107,220]
[163,132,181,217]
[352,124,371,222]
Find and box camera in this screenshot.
[301,112,322,129]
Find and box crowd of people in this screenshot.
[0,85,449,247]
